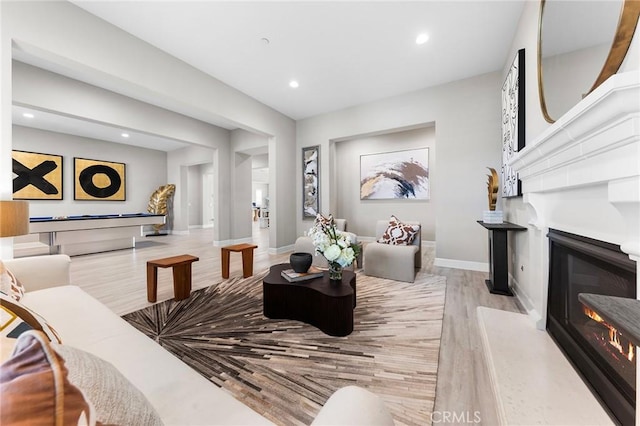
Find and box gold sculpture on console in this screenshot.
[147,184,176,235]
[487,168,499,211]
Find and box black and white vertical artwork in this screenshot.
[302,145,319,218]
[501,48,525,198]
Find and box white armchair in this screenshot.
[363,220,421,282]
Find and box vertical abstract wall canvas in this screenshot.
[74,158,126,201]
[12,150,63,200]
[360,148,429,200]
[501,48,525,197]
[302,146,319,218]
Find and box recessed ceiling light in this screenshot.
[416,33,429,45]
[289,80,299,89]
[121,133,130,138]
[22,113,34,118]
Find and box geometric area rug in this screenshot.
[122,269,447,426]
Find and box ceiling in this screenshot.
[14,1,527,151]
[12,105,187,151]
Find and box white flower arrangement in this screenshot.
[307,220,359,268]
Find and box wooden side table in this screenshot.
[221,243,258,278]
[147,254,199,303]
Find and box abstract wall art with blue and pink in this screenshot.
[360,148,429,200]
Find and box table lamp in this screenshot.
[0,200,29,237]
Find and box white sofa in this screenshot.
[5,254,394,425]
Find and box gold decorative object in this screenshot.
[487,168,499,211]
[147,184,175,235]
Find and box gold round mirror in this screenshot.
[538,0,640,123]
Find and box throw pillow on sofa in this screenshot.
[315,213,334,228]
[53,343,164,426]
[378,215,419,245]
[0,260,25,302]
[1,331,164,426]
[0,292,61,362]
[0,331,93,426]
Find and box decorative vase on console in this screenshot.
[307,214,360,283]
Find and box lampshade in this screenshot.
[0,200,30,237]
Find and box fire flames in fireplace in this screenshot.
[583,306,635,363]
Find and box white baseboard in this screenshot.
[212,237,253,247]
[435,258,488,272]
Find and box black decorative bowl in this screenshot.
[290,252,313,273]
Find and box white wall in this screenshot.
[252,154,269,208]
[297,72,501,268]
[0,0,297,254]
[167,146,215,235]
[252,182,269,207]
[187,165,203,227]
[232,152,252,240]
[334,126,436,240]
[12,125,167,217]
[230,129,268,241]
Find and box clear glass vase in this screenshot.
[328,262,343,282]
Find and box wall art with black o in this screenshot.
[74,157,126,201]
[302,145,320,218]
[12,150,63,200]
[501,48,525,198]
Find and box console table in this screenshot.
[263,263,356,336]
[477,221,527,296]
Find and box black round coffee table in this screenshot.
[262,263,356,337]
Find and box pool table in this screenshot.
[29,213,165,256]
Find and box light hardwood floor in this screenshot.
[64,223,523,425]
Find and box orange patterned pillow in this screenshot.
[0,331,93,426]
[378,215,420,245]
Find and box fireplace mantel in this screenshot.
[484,72,640,425]
[508,71,640,260]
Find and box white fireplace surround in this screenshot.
[508,71,640,328]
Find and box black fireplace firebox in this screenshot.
[547,229,637,425]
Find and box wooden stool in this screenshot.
[221,243,258,278]
[147,254,199,303]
